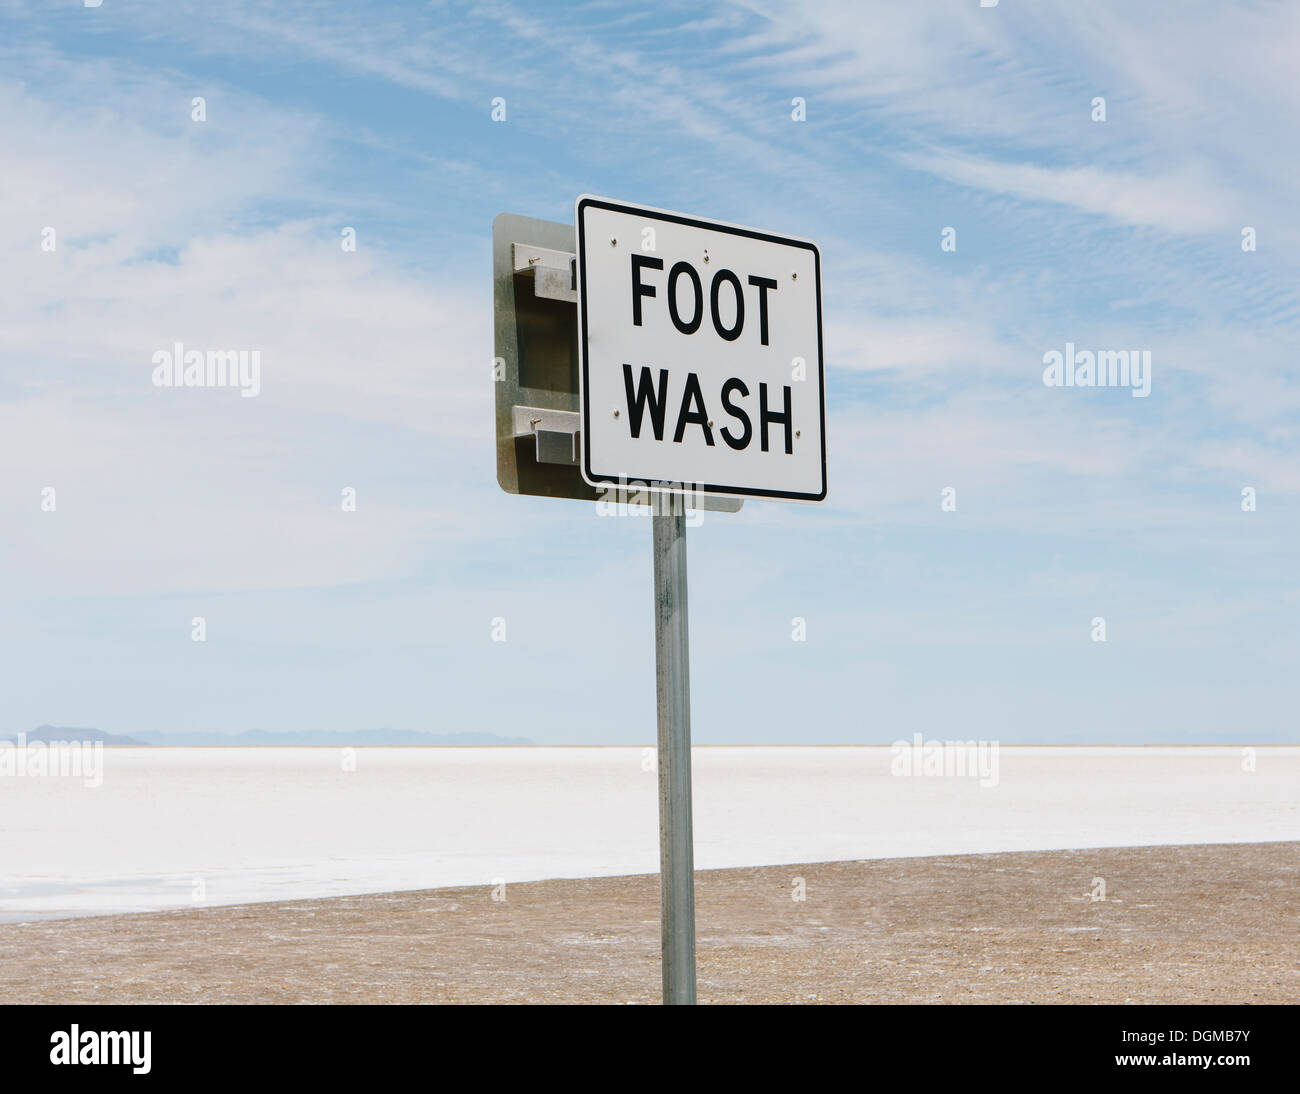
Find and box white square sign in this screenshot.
[576,196,826,502]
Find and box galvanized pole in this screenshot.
[652,495,697,1005]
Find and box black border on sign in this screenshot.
[576,195,828,503]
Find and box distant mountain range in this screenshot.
[6,725,532,747]
[11,725,149,746]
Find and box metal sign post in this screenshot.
[652,496,696,1005]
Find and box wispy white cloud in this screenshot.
[898,151,1239,235]
[0,53,502,598]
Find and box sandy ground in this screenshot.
[1,842,1295,1004]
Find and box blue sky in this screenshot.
[1,0,1296,743]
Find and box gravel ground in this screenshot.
[1,842,1295,1004]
